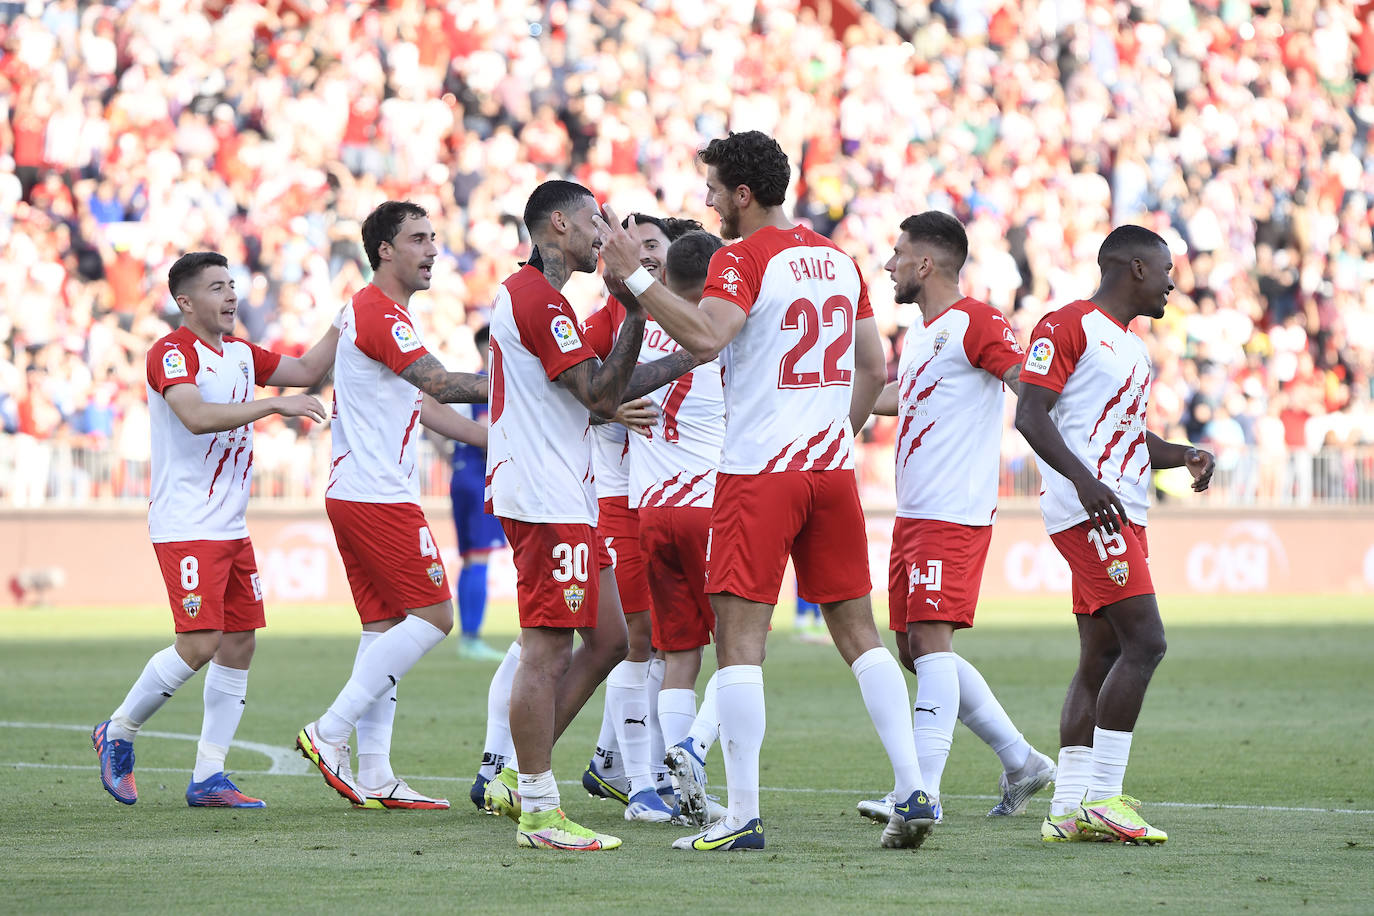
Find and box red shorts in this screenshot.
[639,505,714,651]
[1049,520,1154,615]
[502,518,612,629]
[153,538,265,634]
[887,518,992,632]
[326,498,452,624]
[707,470,870,605]
[598,496,651,615]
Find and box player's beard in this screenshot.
[717,201,741,240]
[893,277,921,305]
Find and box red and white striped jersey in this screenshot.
[485,265,601,524]
[327,284,433,505]
[894,298,1022,525]
[700,225,874,475]
[628,316,725,510]
[1021,299,1154,534]
[145,326,281,542]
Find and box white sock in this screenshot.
[687,669,720,757]
[955,654,1031,773]
[317,617,445,744]
[646,657,669,787]
[851,647,922,799]
[1050,745,1092,816]
[911,651,959,801]
[1087,727,1133,801]
[658,688,697,750]
[108,645,197,741]
[717,665,765,827]
[479,641,520,779]
[352,632,398,789]
[193,662,248,782]
[518,769,560,814]
[606,660,653,796]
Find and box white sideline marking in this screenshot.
[6,721,1372,816]
[0,720,309,775]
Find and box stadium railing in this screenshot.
[2,437,1371,509]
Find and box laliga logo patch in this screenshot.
[391,320,421,353]
[182,592,203,618]
[163,348,188,379]
[1107,559,1130,587]
[719,267,742,295]
[426,562,444,587]
[1025,337,1054,375]
[563,584,586,613]
[550,315,582,353]
[933,330,950,356]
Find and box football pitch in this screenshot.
[2,596,1371,914]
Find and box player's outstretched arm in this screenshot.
[400,353,489,404]
[872,381,900,417]
[163,384,327,435]
[1001,363,1022,397]
[265,325,341,388]
[598,207,744,361]
[622,350,700,401]
[1015,383,1128,534]
[419,394,487,448]
[555,310,648,419]
[1146,432,1215,492]
[849,316,886,432]
[592,397,658,437]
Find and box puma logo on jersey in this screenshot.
[724,251,743,263]
[913,705,941,716]
[925,597,942,611]
[1043,321,1060,333]
[624,716,648,727]
[1100,340,1117,354]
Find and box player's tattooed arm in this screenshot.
[622,350,700,401]
[419,394,487,447]
[400,353,489,403]
[266,325,340,388]
[1016,383,1128,535]
[872,381,899,417]
[1146,432,1215,492]
[556,311,648,419]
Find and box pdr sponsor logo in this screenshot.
[719,267,742,295]
[1185,521,1289,592]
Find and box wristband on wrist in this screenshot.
[625,266,654,297]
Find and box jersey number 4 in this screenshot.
[779,295,854,389]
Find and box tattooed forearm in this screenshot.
[400,353,489,403]
[623,350,700,401]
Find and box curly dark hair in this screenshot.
[697,131,790,207]
[623,214,705,243]
[362,201,428,270]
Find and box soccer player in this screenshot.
[857,212,1055,825]
[92,251,333,808]
[599,130,936,851]
[296,201,488,812]
[484,179,648,850]
[580,213,704,823]
[449,324,507,662]
[1014,225,1214,844]
[629,228,730,828]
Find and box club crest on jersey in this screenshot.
[163,348,188,379]
[933,330,950,355]
[391,320,421,353]
[238,360,249,381]
[1025,337,1054,375]
[182,593,202,618]
[426,562,444,587]
[1106,559,1130,587]
[563,584,586,613]
[550,314,582,353]
[719,267,742,295]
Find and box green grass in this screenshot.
[3,596,1372,913]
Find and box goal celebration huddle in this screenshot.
[91,130,1215,852]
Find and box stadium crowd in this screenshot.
[1,0,1372,506]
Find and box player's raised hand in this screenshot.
[614,397,659,437]
[597,205,641,280]
[1185,447,1215,492]
[274,394,328,423]
[1072,474,1128,535]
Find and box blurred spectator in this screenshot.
[1,0,1371,507]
